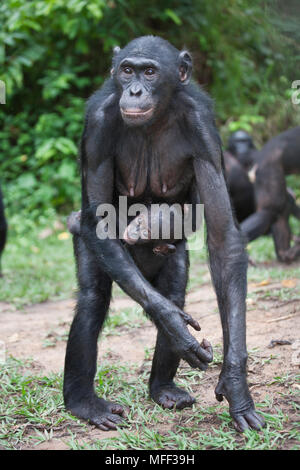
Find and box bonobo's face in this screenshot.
[112,37,192,127]
[228,130,256,169]
[117,56,162,126]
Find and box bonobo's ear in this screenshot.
[113,46,121,55]
[111,46,121,75]
[178,50,192,85]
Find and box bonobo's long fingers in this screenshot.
[185,338,213,370]
[198,338,213,363]
[185,354,209,371]
[181,311,201,331]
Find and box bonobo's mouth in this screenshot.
[120,107,154,122]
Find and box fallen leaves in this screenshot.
[281,279,297,289]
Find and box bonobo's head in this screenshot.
[111,36,192,126]
[227,130,256,170]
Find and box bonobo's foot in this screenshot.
[279,244,300,264]
[215,374,265,432]
[153,243,176,256]
[66,396,126,431]
[150,383,195,410]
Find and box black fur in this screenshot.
[63,36,264,433]
[240,127,300,262]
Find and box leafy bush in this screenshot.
[0,0,299,217]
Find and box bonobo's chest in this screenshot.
[115,124,194,200]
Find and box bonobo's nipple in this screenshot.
[162,183,167,193]
[129,187,135,197]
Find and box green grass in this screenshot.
[0,214,76,307]
[1,357,299,450]
[0,210,299,449]
[0,207,299,308]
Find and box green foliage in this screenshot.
[0,0,299,217]
[0,211,76,306]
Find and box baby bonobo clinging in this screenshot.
[68,201,194,256]
[68,208,178,255]
[67,207,200,330]
[124,209,178,256]
[64,36,264,434]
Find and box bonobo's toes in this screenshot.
[233,410,265,433]
[215,376,266,432]
[150,384,195,410]
[91,411,125,431]
[66,396,127,430]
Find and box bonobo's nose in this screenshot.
[130,84,142,97]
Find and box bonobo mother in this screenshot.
[63,36,265,433]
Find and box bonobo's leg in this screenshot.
[271,206,291,262]
[194,157,265,432]
[276,193,300,263]
[149,241,210,409]
[279,242,300,263]
[63,235,125,430]
[241,159,286,243]
[240,209,275,242]
[272,201,300,263]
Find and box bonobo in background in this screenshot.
[0,184,7,277]
[63,36,265,433]
[227,130,257,171]
[239,127,300,262]
[223,148,256,223]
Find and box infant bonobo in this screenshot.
[124,204,192,256]
[67,207,201,332]
[68,203,191,256]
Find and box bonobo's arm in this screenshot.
[79,89,211,369]
[191,108,265,431]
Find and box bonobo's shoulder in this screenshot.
[181,81,215,119]
[177,82,222,167]
[179,82,221,140]
[85,79,119,126]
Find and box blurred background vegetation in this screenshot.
[0,0,300,223]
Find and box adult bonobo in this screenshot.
[63,36,265,433]
[223,150,255,223]
[240,127,300,262]
[0,185,7,276]
[223,131,257,223]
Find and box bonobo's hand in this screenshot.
[174,332,213,371]
[215,372,265,432]
[180,311,201,331]
[158,305,213,370]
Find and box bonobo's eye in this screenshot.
[122,67,133,75]
[144,68,156,77]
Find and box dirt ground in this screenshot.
[0,272,299,450]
